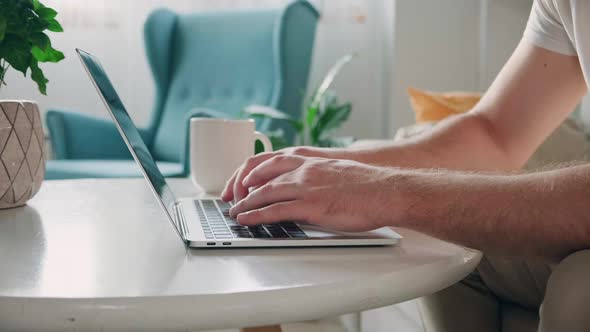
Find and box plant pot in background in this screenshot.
[0,101,45,209]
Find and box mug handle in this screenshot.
[254,131,273,152]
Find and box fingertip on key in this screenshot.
[228,206,237,218]
[236,212,251,225]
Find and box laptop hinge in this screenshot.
[172,203,190,241]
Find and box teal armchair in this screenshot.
[45,0,319,180]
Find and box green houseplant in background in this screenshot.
[0,0,65,94]
[0,0,64,208]
[245,54,355,151]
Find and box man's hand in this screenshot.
[227,156,406,232]
[227,156,590,261]
[221,146,337,203]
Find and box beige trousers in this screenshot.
[419,250,590,332]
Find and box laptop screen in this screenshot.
[76,49,182,239]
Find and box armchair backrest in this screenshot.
[144,1,319,163]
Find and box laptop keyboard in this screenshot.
[195,199,308,240]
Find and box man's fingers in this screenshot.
[221,168,240,201]
[236,201,311,226]
[233,152,278,202]
[229,182,300,218]
[242,155,305,188]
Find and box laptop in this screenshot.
[77,48,401,248]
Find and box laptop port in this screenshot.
[206,242,215,246]
[222,242,232,246]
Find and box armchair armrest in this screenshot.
[46,110,153,160]
[180,108,229,175]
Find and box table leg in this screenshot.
[342,312,362,332]
[352,312,362,332]
[241,325,282,332]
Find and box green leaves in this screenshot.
[0,64,5,84]
[36,7,57,21]
[46,19,63,32]
[243,105,304,132]
[32,45,64,62]
[239,55,356,149]
[0,35,31,74]
[309,54,355,110]
[318,102,352,134]
[29,58,47,94]
[243,105,293,120]
[267,129,289,150]
[310,100,352,144]
[0,15,7,41]
[305,107,317,127]
[299,54,355,146]
[31,32,49,50]
[255,129,289,154]
[0,0,65,95]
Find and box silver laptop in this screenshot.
[77,48,401,248]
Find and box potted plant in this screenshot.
[0,0,64,208]
[245,54,355,151]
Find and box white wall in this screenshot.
[482,0,534,87]
[387,0,481,135]
[386,0,533,136]
[311,0,389,139]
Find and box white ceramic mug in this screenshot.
[190,118,272,194]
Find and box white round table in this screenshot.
[0,179,481,331]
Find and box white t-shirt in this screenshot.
[524,0,590,87]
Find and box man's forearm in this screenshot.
[333,41,587,173]
[396,164,590,262]
[327,112,525,172]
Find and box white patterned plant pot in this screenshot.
[0,101,45,209]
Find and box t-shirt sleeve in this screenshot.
[523,0,577,56]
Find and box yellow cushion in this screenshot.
[407,87,482,123]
